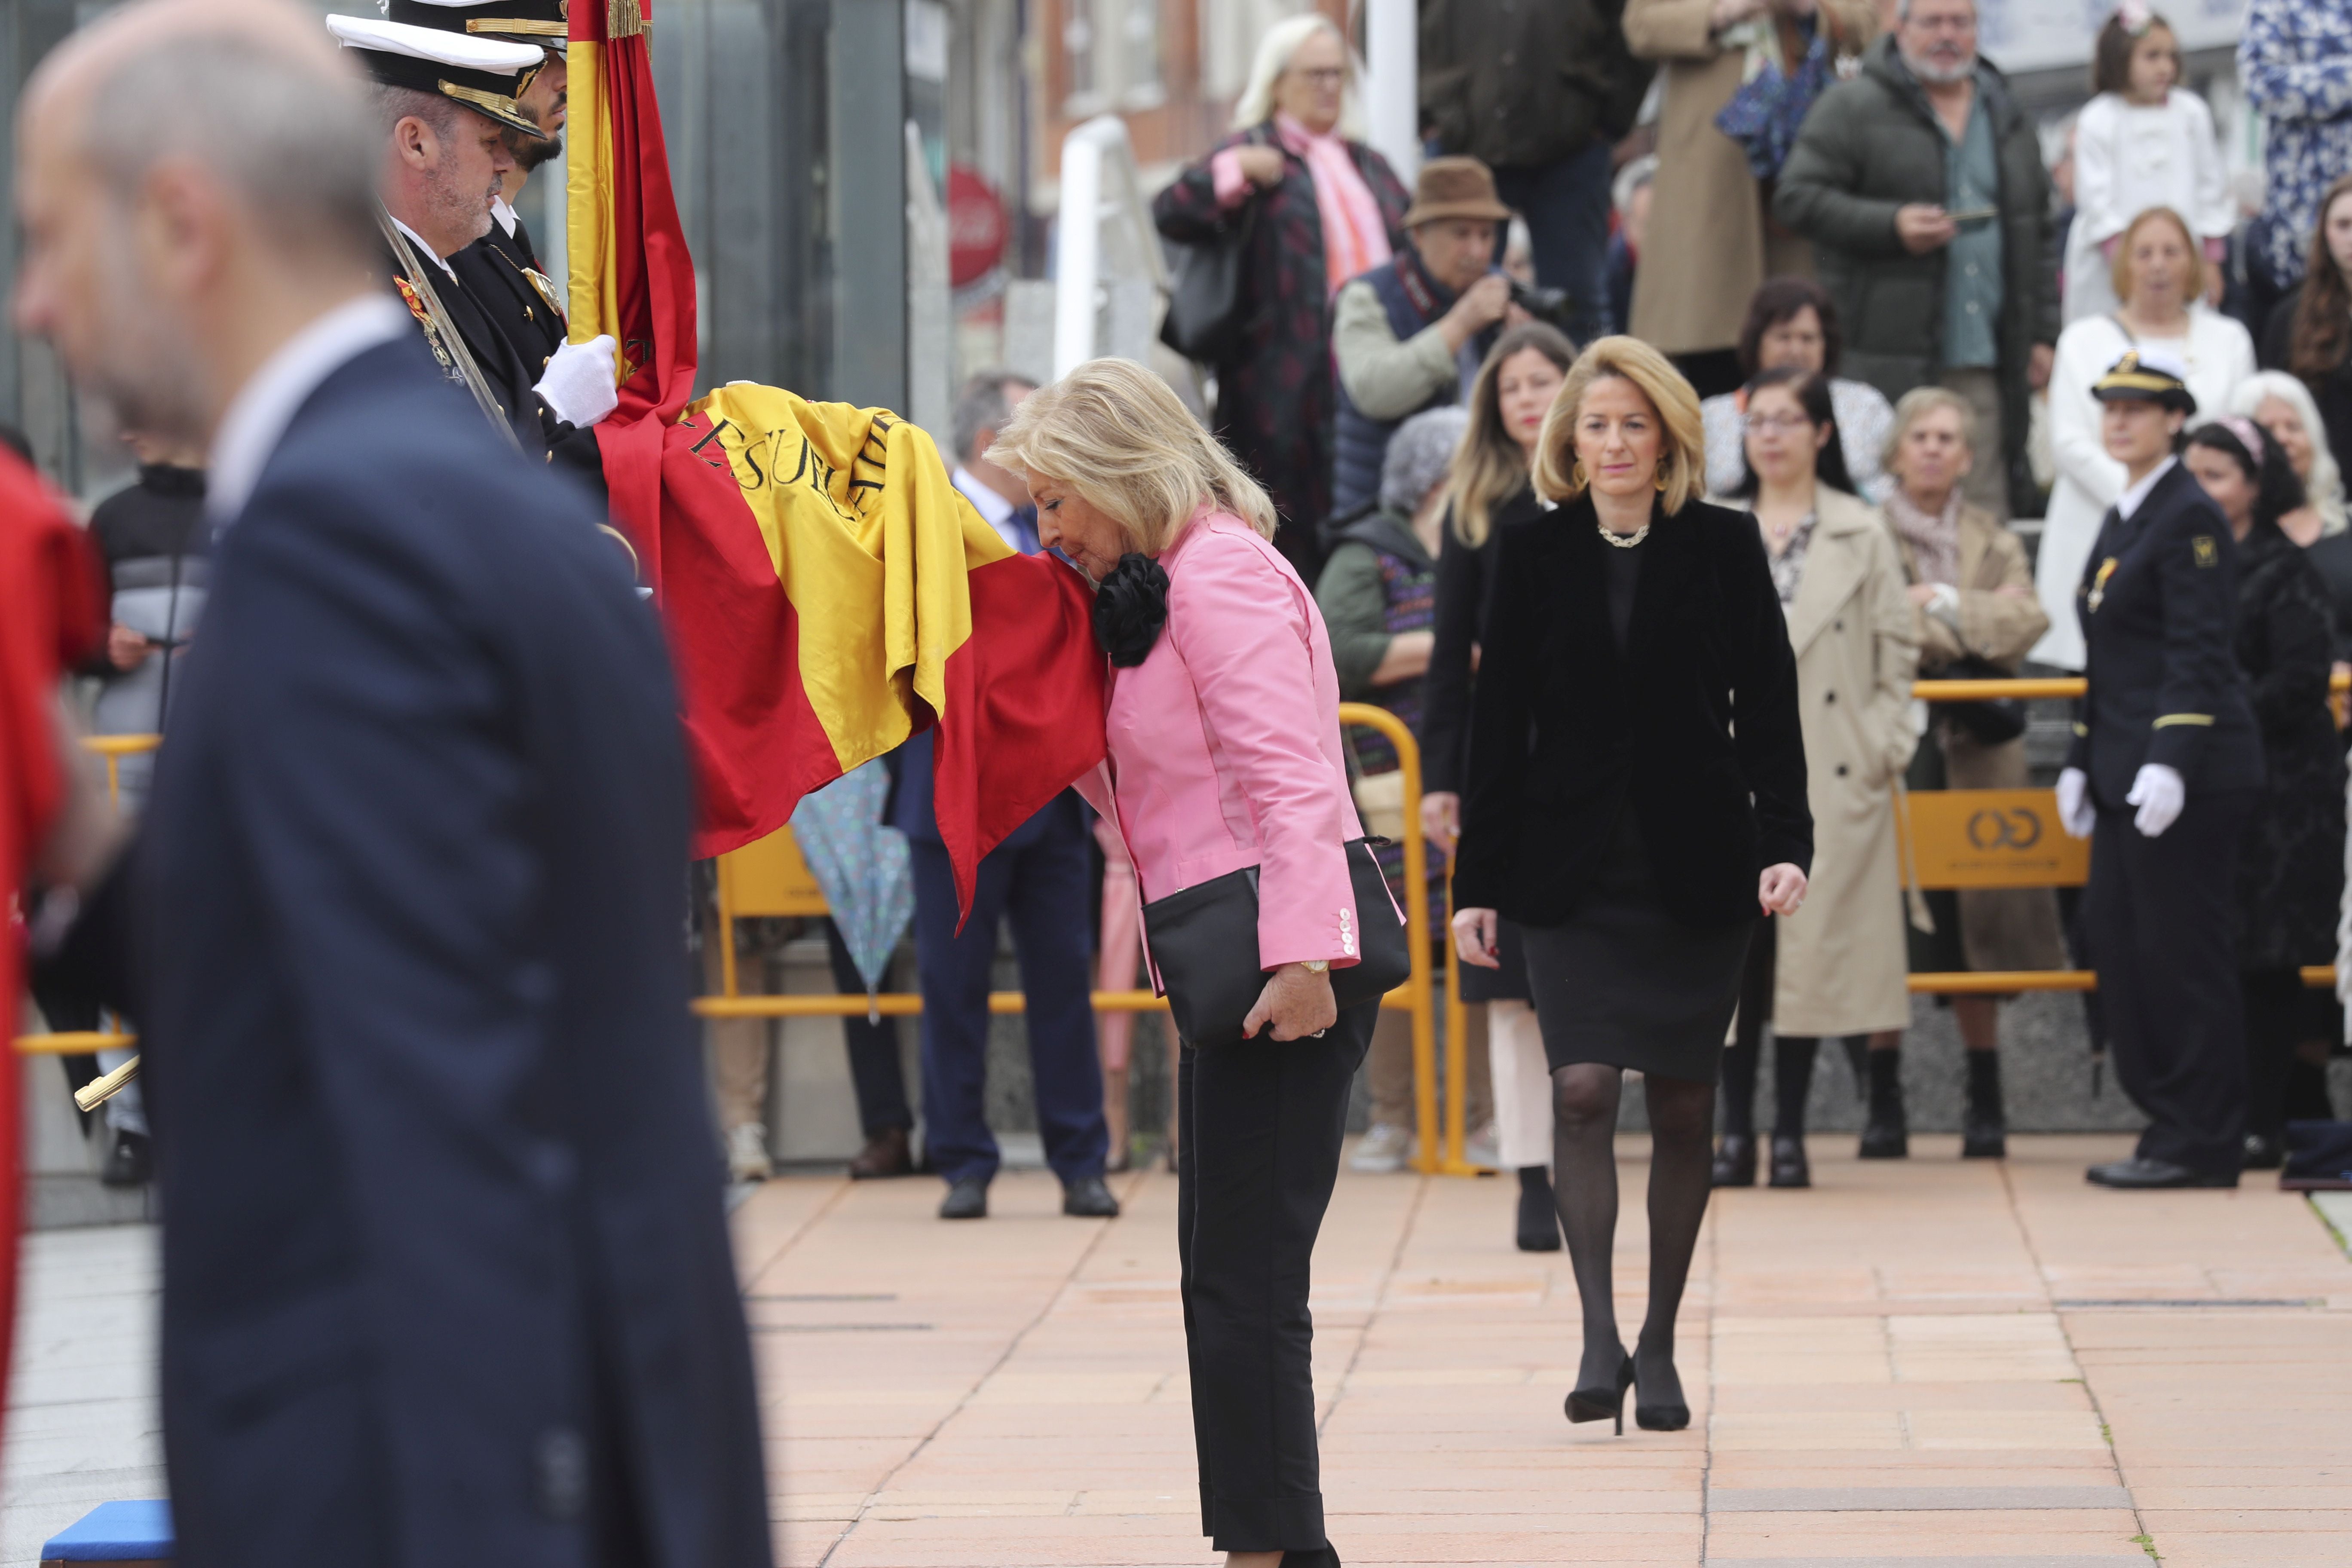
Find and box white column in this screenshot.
[1360,0,1418,184]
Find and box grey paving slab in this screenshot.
[1704,1560,2149,1567]
[0,1225,159,1568]
[1706,1485,2135,1513]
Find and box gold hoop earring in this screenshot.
[1570,459,1589,489]
[1654,464,1670,492]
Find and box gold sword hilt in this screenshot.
[74,1055,140,1114]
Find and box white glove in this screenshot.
[2125,763,2185,838]
[2055,766,2095,839]
[534,334,619,429]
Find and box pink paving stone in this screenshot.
[729,1134,2352,1566]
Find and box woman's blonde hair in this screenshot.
[1881,384,1978,474]
[1230,13,1364,138]
[2110,205,2206,306]
[1447,322,1577,548]
[987,358,1277,552]
[1532,336,1705,514]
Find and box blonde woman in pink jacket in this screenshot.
[992,359,1372,1568]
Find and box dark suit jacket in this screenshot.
[140,336,769,1568]
[1452,495,1812,929]
[1420,484,1544,796]
[2062,460,2264,808]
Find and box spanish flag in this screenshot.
[567,2,1106,916]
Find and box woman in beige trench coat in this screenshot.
[1623,0,1876,395]
[1711,368,1917,1189]
[1874,386,2067,1162]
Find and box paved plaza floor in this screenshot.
[6,1134,2352,1566]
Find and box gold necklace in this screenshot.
[1598,519,1650,548]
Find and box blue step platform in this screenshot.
[39,1501,172,1565]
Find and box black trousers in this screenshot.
[2084,792,2254,1174]
[820,920,911,1135]
[1177,998,1375,1562]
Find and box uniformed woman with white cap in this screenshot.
[2057,348,2264,1189]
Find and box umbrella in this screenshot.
[788,760,914,1015]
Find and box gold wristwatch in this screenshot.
[1301,959,1329,973]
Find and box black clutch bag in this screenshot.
[1141,837,1410,1047]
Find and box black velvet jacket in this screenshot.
[1452,494,1813,930]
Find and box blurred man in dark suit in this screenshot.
[11,4,770,1564]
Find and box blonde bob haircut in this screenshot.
[1230,13,1364,138]
[2110,205,2206,308]
[987,358,1278,553]
[1532,336,1706,515]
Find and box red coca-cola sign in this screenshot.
[948,164,1008,288]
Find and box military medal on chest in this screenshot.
[2087,556,2119,613]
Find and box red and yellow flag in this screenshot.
[566,2,1106,914]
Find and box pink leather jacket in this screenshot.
[1074,510,1367,973]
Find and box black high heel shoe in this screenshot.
[1565,1354,1636,1435]
[1632,1354,1690,1432]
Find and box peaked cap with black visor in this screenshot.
[323,15,550,141]
[385,0,570,50]
[2090,349,2198,416]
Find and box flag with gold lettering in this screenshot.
[567,2,1106,914]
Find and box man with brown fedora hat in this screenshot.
[1329,155,1527,522]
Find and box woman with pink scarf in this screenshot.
[1153,14,1409,579]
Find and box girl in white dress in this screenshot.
[2034,206,2257,668]
[2062,6,2236,324]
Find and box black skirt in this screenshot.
[1521,810,1755,1082]
[1457,916,1530,1003]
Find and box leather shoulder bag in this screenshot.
[1141,837,1410,1047]
[1159,134,1268,364]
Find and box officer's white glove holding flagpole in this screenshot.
[535,334,620,429]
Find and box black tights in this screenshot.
[1552,1063,1714,1409]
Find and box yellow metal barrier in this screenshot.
[39,680,2347,1105]
[13,734,154,1061]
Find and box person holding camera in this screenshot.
[1329,158,1534,521]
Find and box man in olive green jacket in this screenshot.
[1774,0,2056,519]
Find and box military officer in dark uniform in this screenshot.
[2057,349,2265,1190]
[325,14,616,464]
[390,0,573,383]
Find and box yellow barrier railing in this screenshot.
[14,734,154,1061]
[33,677,2348,1129]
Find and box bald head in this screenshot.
[13,0,382,443]
[27,0,377,258]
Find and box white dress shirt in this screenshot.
[2116,455,2177,523]
[390,216,456,279]
[207,294,413,524]
[491,196,521,240]
[952,466,1032,554]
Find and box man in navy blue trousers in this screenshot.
[891,730,1117,1220]
[12,7,769,1565]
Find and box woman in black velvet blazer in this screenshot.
[1452,336,1811,1439]
[1451,496,1813,928]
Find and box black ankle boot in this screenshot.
[1516,1166,1562,1250]
[1712,1132,1757,1188]
[1859,1049,1908,1159]
[1961,1050,2006,1158]
[1767,1133,1810,1188]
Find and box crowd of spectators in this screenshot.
[35,0,2352,1207]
